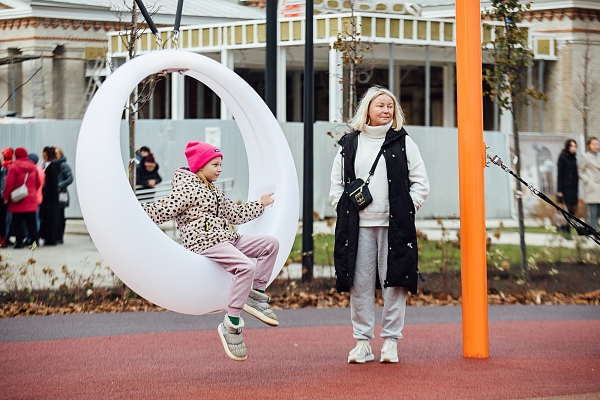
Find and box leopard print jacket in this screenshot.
[142,167,264,254]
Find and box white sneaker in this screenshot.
[348,340,375,364]
[380,339,399,363]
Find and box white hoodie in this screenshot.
[329,123,430,227]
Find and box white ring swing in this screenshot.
[76,51,299,315]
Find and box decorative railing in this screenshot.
[108,12,555,60]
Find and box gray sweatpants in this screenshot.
[351,226,408,341]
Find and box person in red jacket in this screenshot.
[0,148,14,247]
[3,147,41,248]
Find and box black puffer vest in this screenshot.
[333,127,419,294]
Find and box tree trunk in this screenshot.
[349,62,355,119]
[582,61,588,145]
[512,103,528,281]
[128,93,137,190]
[127,1,138,191]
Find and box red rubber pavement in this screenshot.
[1,320,599,399]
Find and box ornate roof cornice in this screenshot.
[523,7,600,22]
[0,17,156,31]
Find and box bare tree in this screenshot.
[112,0,164,190]
[483,0,546,281]
[331,0,373,120]
[573,23,598,144]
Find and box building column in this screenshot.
[425,45,431,127]
[388,43,394,94]
[443,64,455,128]
[328,45,343,123]
[220,49,234,120]
[171,72,185,120]
[277,46,287,122]
[52,45,85,119]
[500,104,513,134]
[395,65,401,100]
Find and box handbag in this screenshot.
[10,172,29,203]
[347,148,384,210]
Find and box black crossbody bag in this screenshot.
[346,148,384,210]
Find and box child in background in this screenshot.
[142,141,279,361]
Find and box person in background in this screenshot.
[557,138,579,239]
[2,148,14,245]
[578,137,600,231]
[136,153,162,189]
[2,147,40,249]
[135,146,152,178]
[40,146,61,246]
[55,147,73,244]
[24,153,45,245]
[0,154,7,248]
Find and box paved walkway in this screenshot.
[0,305,598,399]
[0,218,596,289]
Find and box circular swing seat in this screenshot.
[76,51,299,315]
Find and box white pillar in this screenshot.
[277,46,287,123]
[395,65,401,100]
[425,45,430,127]
[500,105,513,134]
[443,64,455,128]
[388,43,394,94]
[328,45,343,123]
[171,72,185,120]
[220,49,234,120]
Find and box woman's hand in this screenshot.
[557,192,563,198]
[260,192,275,207]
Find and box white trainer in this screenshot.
[380,339,399,363]
[348,340,375,364]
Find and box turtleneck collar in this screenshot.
[362,122,392,139]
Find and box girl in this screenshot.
[142,141,280,362]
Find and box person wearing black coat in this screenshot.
[55,148,73,244]
[329,86,429,364]
[557,138,579,238]
[40,146,61,246]
[136,153,162,201]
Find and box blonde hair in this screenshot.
[195,170,215,191]
[349,86,404,132]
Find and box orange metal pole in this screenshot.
[456,0,489,358]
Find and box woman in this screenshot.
[2,147,40,248]
[578,137,600,231]
[55,147,73,244]
[136,153,161,188]
[557,138,579,238]
[40,146,61,246]
[1,148,14,246]
[329,86,429,364]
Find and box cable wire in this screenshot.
[487,151,600,245]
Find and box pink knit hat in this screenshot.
[184,141,223,173]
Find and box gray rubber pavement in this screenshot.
[1,305,598,343]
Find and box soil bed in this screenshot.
[1,262,598,317]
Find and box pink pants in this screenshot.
[201,234,279,317]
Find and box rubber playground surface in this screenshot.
[0,305,599,399]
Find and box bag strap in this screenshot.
[364,148,384,185]
[23,172,28,185]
